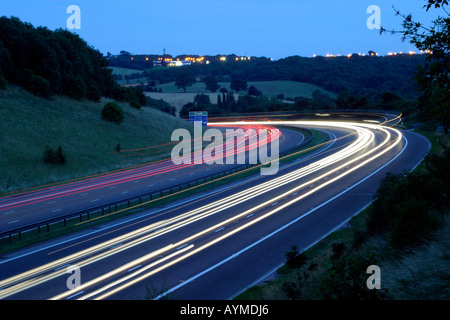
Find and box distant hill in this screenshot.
[108,52,426,99]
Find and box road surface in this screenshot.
[0,118,430,300]
[0,125,300,232]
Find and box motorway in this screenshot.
[0,124,296,232]
[0,116,430,300]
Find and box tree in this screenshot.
[43,145,66,165]
[203,75,220,92]
[175,72,196,92]
[247,85,262,96]
[101,102,124,124]
[382,91,401,103]
[193,93,211,105]
[380,0,449,133]
[230,79,247,92]
[0,17,116,100]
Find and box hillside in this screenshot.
[0,86,192,193]
[109,53,426,99]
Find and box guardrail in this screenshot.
[0,128,313,244]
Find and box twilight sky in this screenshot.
[0,0,442,60]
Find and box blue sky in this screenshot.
[0,0,442,59]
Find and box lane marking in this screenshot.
[155,134,409,300]
[109,244,123,250]
[127,265,142,272]
[0,131,337,265]
[54,263,70,271]
[8,220,20,224]
[66,291,84,300]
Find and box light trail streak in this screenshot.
[0,120,403,300]
[0,125,278,211]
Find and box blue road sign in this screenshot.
[189,111,208,126]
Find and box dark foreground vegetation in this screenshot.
[236,133,449,300]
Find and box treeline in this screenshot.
[0,16,147,109]
[179,88,419,124]
[137,53,426,99]
[270,54,425,99]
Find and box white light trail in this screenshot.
[0,121,403,300]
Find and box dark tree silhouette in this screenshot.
[380,0,449,133]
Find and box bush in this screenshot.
[87,86,102,102]
[367,169,444,249]
[129,99,142,110]
[43,146,66,165]
[285,246,308,269]
[63,76,86,100]
[111,85,146,109]
[101,102,124,124]
[24,71,52,99]
[315,252,389,300]
[247,85,262,96]
[147,97,175,115]
[0,74,7,90]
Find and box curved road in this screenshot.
[0,125,300,232]
[0,117,430,301]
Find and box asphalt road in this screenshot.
[0,119,430,300]
[0,125,302,232]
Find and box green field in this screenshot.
[0,86,192,193]
[109,66,144,76]
[145,80,336,111]
[145,92,239,112]
[153,80,335,98]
